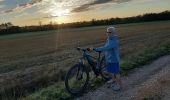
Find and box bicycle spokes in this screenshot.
[67,65,88,92]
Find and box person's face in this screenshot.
[106,31,113,37]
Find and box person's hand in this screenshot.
[87,47,93,51]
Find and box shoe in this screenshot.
[107,79,114,84]
[106,80,115,88]
[111,83,121,91]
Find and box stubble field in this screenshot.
[0,21,170,99]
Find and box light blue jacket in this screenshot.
[95,35,120,63]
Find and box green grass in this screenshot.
[1,20,170,100]
[143,93,163,100]
[24,82,72,100]
[1,20,170,40]
[121,42,170,74]
[24,77,104,100]
[0,30,54,40]
[24,42,170,100]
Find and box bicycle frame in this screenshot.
[79,50,102,76]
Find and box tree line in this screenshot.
[0,10,170,35]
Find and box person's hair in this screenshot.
[107,27,116,34]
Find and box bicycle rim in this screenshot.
[65,64,89,95]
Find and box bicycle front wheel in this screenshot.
[65,64,89,96]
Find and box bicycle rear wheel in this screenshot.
[65,64,89,96]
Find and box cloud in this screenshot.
[71,0,132,12]
[1,0,43,14]
[38,0,133,18]
[0,0,5,13]
[13,12,28,19]
[0,4,4,9]
[43,15,58,18]
[0,0,133,15]
[0,0,4,6]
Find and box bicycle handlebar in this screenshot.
[77,47,85,51]
[77,47,101,53]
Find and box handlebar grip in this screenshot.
[77,47,81,51]
[87,48,91,51]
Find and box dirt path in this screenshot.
[77,55,170,100]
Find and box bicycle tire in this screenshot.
[65,63,89,96]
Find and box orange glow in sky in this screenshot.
[0,0,170,26]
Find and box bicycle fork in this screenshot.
[76,59,85,80]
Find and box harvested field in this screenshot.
[0,21,170,99]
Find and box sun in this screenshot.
[51,9,70,17]
[50,9,71,24]
[43,0,71,23]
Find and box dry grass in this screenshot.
[0,21,170,99]
[0,21,170,72]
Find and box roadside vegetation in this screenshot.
[0,21,170,100]
[25,41,170,100]
[121,42,170,74]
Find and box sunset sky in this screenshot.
[0,0,170,26]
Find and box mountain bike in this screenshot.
[65,47,111,96]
